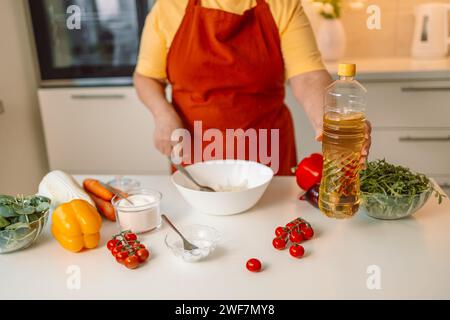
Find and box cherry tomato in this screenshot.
[289,230,304,243]
[136,248,150,263]
[133,243,146,250]
[107,239,119,251]
[285,222,295,230]
[289,244,305,258]
[125,255,140,269]
[124,233,137,241]
[116,251,129,264]
[302,227,314,240]
[275,226,287,238]
[272,237,286,250]
[246,258,262,272]
[111,245,123,257]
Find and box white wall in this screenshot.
[0,0,48,195]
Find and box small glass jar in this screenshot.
[107,176,141,192]
[112,189,162,234]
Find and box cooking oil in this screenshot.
[319,63,367,219]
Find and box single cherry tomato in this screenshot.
[299,222,308,231]
[136,248,150,263]
[275,226,284,236]
[302,227,314,240]
[289,244,305,258]
[285,222,296,230]
[272,237,286,250]
[116,251,129,264]
[124,233,137,241]
[275,227,287,238]
[246,258,262,272]
[289,230,304,243]
[133,243,146,250]
[107,239,119,251]
[111,245,123,257]
[126,240,136,247]
[125,255,140,269]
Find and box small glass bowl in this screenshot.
[0,210,50,254]
[361,186,433,220]
[165,225,221,262]
[107,177,140,192]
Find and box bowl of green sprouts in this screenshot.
[360,160,445,220]
[0,195,51,253]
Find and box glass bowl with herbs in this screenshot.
[360,160,445,220]
[0,195,51,253]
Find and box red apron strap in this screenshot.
[188,0,198,8]
[256,0,266,5]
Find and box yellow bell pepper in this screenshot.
[52,199,102,252]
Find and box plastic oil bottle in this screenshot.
[319,63,367,219]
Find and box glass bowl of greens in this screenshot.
[360,160,444,220]
[0,195,51,253]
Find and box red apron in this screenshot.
[167,0,297,175]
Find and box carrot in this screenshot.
[87,191,116,221]
[83,179,114,201]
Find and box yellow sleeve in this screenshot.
[135,1,168,79]
[278,0,326,79]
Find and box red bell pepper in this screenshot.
[293,153,323,191]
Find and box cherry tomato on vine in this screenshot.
[272,237,286,250]
[136,248,150,263]
[275,226,287,237]
[111,245,123,257]
[125,255,140,269]
[116,251,129,264]
[289,244,305,258]
[124,233,137,241]
[107,239,119,251]
[285,222,296,230]
[246,258,262,272]
[289,230,304,243]
[133,243,146,250]
[302,227,314,240]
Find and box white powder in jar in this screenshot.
[116,194,161,234]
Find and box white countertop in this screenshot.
[326,57,450,81]
[2,175,450,300]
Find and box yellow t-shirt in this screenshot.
[136,0,325,80]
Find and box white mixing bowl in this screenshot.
[171,160,274,215]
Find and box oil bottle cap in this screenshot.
[338,63,356,77]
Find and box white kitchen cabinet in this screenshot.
[369,129,450,175]
[38,87,169,175]
[364,81,450,128]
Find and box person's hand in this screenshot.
[153,110,184,156]
[315,120,372,168]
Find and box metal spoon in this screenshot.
[99,181,134,206]
[162,214,199,251]
[168,157,216,192]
